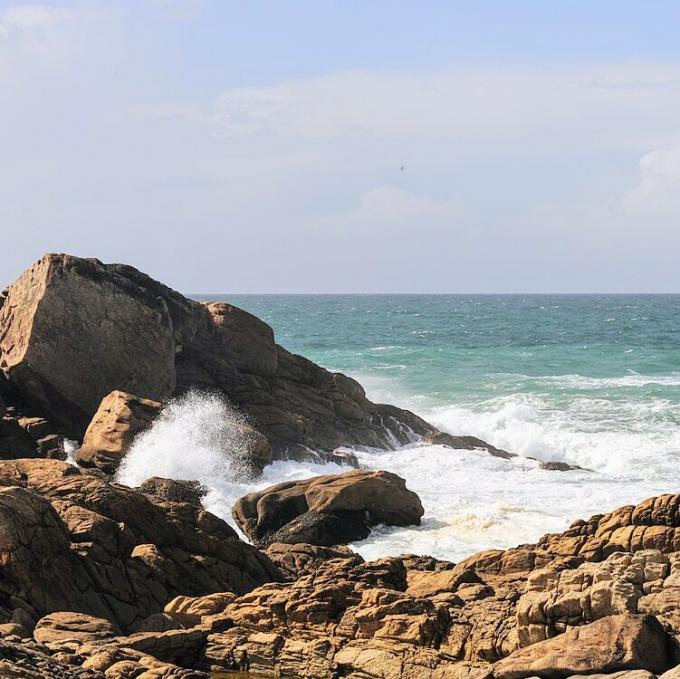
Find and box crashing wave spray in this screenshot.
[115,389,257,491]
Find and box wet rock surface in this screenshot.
[232,469,424,547]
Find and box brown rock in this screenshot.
[232,469,424,546]
[164,592,236,627]
[138,477,206,508]
[0,459,280,633]
[75,390,161,472]
[0,254,436,462]
[33,612,115,643]
[264,542,363,579]
[492,614,673,678]
[422,431,515,459]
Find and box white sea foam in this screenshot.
[114,388,680,562]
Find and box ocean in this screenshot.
[116,294,680,562]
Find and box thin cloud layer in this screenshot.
[0,2,679,292]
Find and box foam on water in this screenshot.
[113,387,680,562]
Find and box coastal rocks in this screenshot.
[264,542,363,579]
[164,593,236,627]
[0,638,106,678]
[0,254,435,460]
[232,469,424,547]
[75,390,161,473]
[137,477,206,508]
[422,431,515,460]
[0,255,176,437]
[0,401,64,460]
[33,612,115,644]
[492,614,673,678]
[0,459,280,633]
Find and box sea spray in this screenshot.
[116,389,256,491]
[114,389,348,536]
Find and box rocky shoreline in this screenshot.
[0,254,678,678]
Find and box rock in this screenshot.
[264,542,363,579]
[232,469,424,546]
[164,593,237,627]
[0,402,64,460]
[0,254,436,462]
[75,390,161,472]
[138,477,206,508]
[0,459,280,633]
[491,614,673,678]
[422,431,515,459]
[33,612,115,643]
[407,567,481,598]
[540,460,585,471]
[0,637,106,678]
[324,448,361,468]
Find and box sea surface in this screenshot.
[116,295,680,563]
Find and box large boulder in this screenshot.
[491,614,673,678]
[0,254,435,460]
[0,459,280,633]
[0,255,176,437]
[75,390,162,473]
[232,469,424,547]
[33,612,116,644]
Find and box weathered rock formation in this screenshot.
[0,403,64,461]
[232,469,424,547]
[75,390,161,473]
[137,477,206,508]
[0,254,434,460]
[0,459,280,634]
[4,487,680,677]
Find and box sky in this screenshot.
[1,1,679,293]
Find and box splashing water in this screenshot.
[115,390,344,536]
[113,294,680,560]
[116,391,255,496]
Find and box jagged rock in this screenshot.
[324,448,360,468]
[422,431,515,459]
[264,542,363,579]
[491,614,673,678]
[138,478,206,508]
[0,459,280,633]
[0,254,435,461]
[75,390,161,473]
[33,612,115,643]
[540,460,585,471]
[0,402,64,460]
[0,637,105,678]
[164,593,236,627]
[232,469,424,547]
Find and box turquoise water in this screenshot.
[223,294,680,468]
[126,294,680,561]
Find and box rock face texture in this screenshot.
[75,390,161,473]
[0,254,433,459]
[3,488,680,677]
[232,469,424,547]
[493,614,672,678]
[0,459,280,634]
[0,402,64,461]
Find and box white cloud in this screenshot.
[623,143,680,221]
[355,186,456,221]
[204,63,680,150]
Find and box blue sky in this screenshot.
[1,1,679,292]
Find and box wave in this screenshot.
[113,385,680,562]
[535,372,680,389]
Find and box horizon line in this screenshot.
[189,291,680,297]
